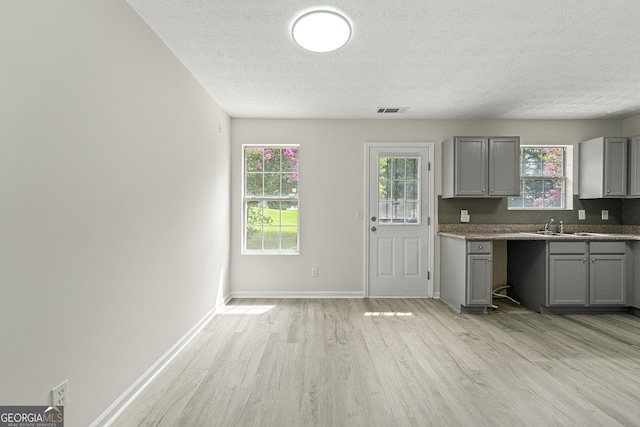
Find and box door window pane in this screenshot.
[379,202,391,223]
[393,158,406,179]
[377,156,420,225]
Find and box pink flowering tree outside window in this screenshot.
[508,147,566,209]
[244,146,299,252]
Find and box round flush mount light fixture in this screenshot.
[292,10,352,53]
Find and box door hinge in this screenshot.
[428,217,431,225]
[428,271,431,280]
[428,162,431,171]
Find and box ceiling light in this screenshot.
[292,10,352,53]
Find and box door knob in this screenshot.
[371,226,377,232]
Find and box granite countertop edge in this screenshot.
[437,224,640,241]
[438,231,640,241]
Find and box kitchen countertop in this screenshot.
[438,231,640,241]
[437,224,640,241]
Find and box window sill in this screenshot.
[242,250,300,256]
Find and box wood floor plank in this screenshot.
[112,299,640,427]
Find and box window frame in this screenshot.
[508,145,573,211]
[241,144,300,255]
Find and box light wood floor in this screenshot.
[112,299,640,426]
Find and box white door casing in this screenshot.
[365,143,434,297]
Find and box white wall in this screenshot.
[0,1,230,426]
[623,114,640,136]
[230,119,620,296]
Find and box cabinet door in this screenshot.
[629,136,640,197]
[590,255,626,305]
[467,255,492,305]
[604,137,628,197]
[489,137,520,196]
[455,137,487,196]
[548,255,588,305]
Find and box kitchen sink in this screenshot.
[519,231,613,238]
[519,232,567,237]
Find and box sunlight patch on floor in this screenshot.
[364,312,413,317]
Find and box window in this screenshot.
[377,156,421,224]
[243,145,299,253]
[508,146,572,210]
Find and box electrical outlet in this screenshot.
[51,380,68,406]
[311,267,318,277]
[460,209,470,223]
[602,210,609,220]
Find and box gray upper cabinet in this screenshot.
[489,138,521,196]
[454,137,487,196]
[579,137,628,198]
[442,136,520,198]
[628,135,640,197]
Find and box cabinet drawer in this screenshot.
[549,241,586,254]
[589,241,626,254]
[467,241,491,254]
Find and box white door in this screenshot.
[366,144,433,297]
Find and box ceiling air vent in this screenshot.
[376,107,410,114]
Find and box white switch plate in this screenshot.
[578,210,586,220]
[311,267,318,277]
[355,209,363,220]
[602,210,609,220]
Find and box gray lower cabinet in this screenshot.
[509,240,629,312]
[441,237,492,313]
[547,241,626,308]
[548,254,588,305]
[589,242,626,305]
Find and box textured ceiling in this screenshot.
[127,0,640,120]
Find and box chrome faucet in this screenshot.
[544,218,555,233]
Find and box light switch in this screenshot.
[578,210,586,220]
[601,210,609,220]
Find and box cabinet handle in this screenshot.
[488,258,492,262]
[478,245,483,249]
[583,258,587,262]
[591,258,596,263]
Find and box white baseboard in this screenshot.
[230,291,366,299]
[433,291,441,299]
[91,302,225,427]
